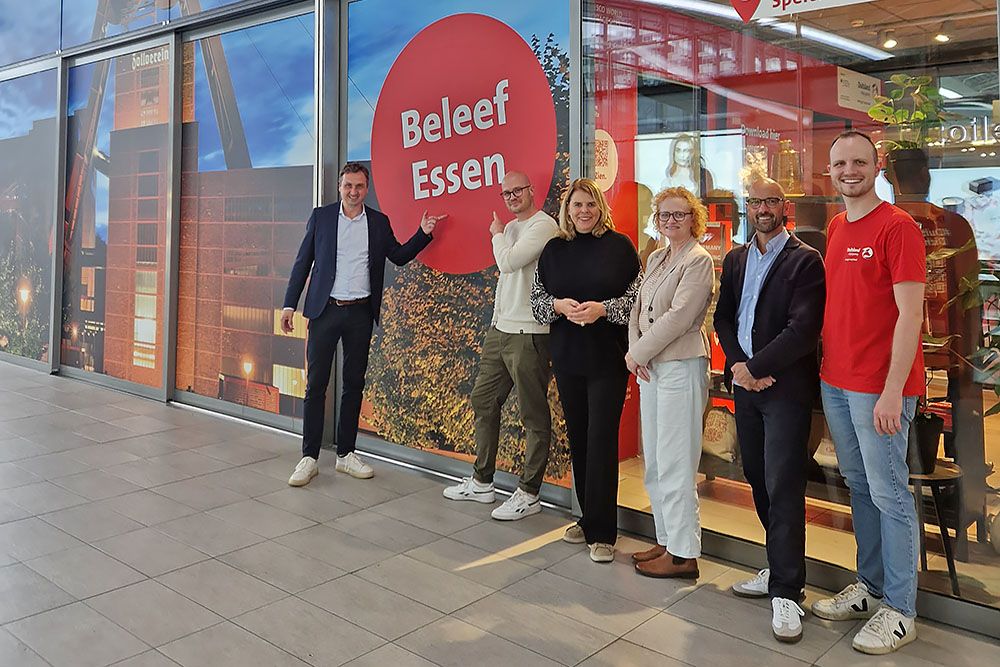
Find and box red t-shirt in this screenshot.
[821,201,926,396]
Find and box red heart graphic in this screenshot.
[732,0,761,23]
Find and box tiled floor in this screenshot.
[0,362,997,666]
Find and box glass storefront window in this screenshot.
[63,44,172,387]
[585,0,1000,608]
[62,2,172,51]
[0,0,60,67]
[175,13,314,416]
[0,69,57,361]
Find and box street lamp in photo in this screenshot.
[16,278,31,330]
[242,359,254,406]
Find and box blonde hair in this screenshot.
[652,186,708,238]
[557,178,615,240]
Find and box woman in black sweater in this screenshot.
[531,178,641,563]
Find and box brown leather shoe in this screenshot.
[630,544,666,564]
[634,553,700,579]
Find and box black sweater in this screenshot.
[531,231,641,377]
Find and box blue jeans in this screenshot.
[820,381,919,618]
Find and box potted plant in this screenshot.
[867,74,954,184]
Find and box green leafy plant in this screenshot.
[867,74,952,151]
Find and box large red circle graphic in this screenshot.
[371,14,558,274]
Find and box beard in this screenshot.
[752,213,783,235]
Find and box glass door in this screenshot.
[62,38,175,396]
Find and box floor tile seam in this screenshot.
[86,531,214,577]
[569,638,698,667]
[3,598,154,661]
[227,610,387,666]
[351,555,499,613]
[358,642,447,667]
[21,546,151,595]
[144,520,270,559]
[487,571,659,639]
[202,506,321,540]
[293,580,443,642]
[321,562,467,616]
[362,498,470,538]
[318,512,450,551]
[217,549,349,596]
[450,589,622,663]
[34,500,147,538]
[273,521,404,569]
[506,567,663,623]
[253,490,367,518]
[78,597,229,650]
[655,605,829,664]
[411,610,589,667]
[397,544,541,590]
[359,548,506,592]
[0,488,89,515]
[150,570,299,625]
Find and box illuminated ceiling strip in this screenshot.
[643,0,894,61]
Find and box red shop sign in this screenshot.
[371,14,557,274]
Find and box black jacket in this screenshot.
[713,233,825,403]
[283,202,432,324]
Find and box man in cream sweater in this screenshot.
[444,171,559,520]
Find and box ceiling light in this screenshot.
[643,0,893,60]
[934,22,951,43]
[938,87,962,99]
[879,29,897,49]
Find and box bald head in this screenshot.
[500,170,537,219]
[747,178,788,244]
[748,178,785,199]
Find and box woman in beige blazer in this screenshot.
[625,186,715,579]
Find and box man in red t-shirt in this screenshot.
[811,131,925,655]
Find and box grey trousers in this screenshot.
[471,327,553,495]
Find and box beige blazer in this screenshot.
[628,238,715,366]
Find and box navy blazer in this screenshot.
[283,202,432,324]
[713,233,826,403]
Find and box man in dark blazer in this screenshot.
[713,178,825,644]
[281,162,445,486]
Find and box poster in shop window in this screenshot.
[347,0,572,486]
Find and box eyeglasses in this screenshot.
[747,197,784,208]
[500,185,531,200]
[656,211,693,222]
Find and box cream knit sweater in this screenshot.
[491,210,559,334]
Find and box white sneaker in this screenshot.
[771,597,805,643]
[732,568,770,598]
[563,523,586,544]
[491,488,541,521]
[851,607,916,655]
[443,477,495,503]
[288,456,318,487]
[335,452,374,479]
[589,543,615,563]
[812,581,880,621]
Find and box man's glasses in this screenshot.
[501,185,530,200]
[747,197,784,208]
[656,211,693,222]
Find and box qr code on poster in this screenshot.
[595,138,609,168]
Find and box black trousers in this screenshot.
[734,386,811,599]
[302,300,374,460]
[555,370,629,545]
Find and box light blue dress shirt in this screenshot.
[736,228,789,359]
[330,204,371,299]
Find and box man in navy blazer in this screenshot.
[713,178,825,644]
[281,162,445,486]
